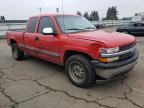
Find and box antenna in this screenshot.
[62,0,64,15]
[62,0,66,34]
[39,7,42,14]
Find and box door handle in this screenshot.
[35,37,39,41]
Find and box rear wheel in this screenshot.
[65,55,95,88]
[11,43,24,60]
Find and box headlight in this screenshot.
[100,47,119,54]
[99,47,120,62]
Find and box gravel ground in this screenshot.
[0,28,144,108]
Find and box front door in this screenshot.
[34,16,60,64]
[133,23,144,35]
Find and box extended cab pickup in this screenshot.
[6,14,139,87]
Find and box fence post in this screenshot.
[7,24,11,30]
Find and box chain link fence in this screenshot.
[0,20,132,39]
[0,23,26,39]
[91,20,132,27]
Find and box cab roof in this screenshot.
[30,14,78,18]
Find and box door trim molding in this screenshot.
[19,44,60,58]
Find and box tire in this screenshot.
[11,43,24,60]
[65,55,95,88]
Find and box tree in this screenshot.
[77,11,82,16]
[122,17,132,20]
[135,13,139,16]
[83,12,90,20]
[89,10,99,21]
[1,16,5,21]
[104,6,118,20]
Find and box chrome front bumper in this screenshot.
[92,50,139,79]
[95,61,136,79]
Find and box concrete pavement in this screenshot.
[0,33,144,108]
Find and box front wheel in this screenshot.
[11,43,24,60]
[65,55,95,88]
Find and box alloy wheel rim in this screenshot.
[69,61,86,83]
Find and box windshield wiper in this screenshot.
[66,28,86,31]
[83,27,96,30]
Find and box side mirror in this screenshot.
[42,27,57,35]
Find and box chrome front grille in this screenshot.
[119,42,136,52]
[119,51,135,60]
[119,42,136,60]
[100,42,136,61]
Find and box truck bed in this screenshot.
[6,31,25,45]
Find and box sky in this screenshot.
[0,0,144,20]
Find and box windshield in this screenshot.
[55,15,96,33]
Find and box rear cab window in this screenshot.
[27,17,38,33]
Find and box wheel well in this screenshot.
[64,50,93,64]
[10,39,16,45]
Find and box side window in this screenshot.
[38,16,55,34]
[134,23,137,27]
[141,23,144,26]
[27,17,38,33]
[137,23,141,27]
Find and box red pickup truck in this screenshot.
[6,14,139,87]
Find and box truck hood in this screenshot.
[68,30,135,48]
